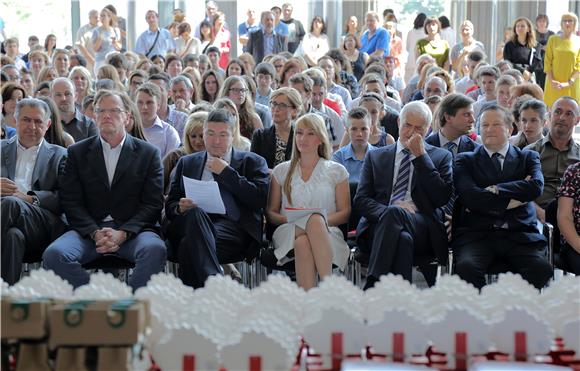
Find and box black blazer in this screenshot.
[354,143,453,263]
[425,133,479,153]
[251,125,294,169]
[1,137,67,215]
[246,30,287,63]
[165,148,269,242]
[453,145,545,244]
[59,135,164,237]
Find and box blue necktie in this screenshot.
[445,141,457,157]
[390,149,411,205]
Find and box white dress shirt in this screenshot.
[15,139,43,193]
[100,134,126,222]
[438,132,461,156]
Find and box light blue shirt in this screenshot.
[332,143,376,183]
[274,22,288,37]
[263,32,275,56]
[360,27,390,57]
[256,88,273,106]
[143,117,181,159]
[134,28,176,57]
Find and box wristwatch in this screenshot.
[31,195,40,206]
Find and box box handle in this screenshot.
[63,300,94,327]
[107,299,136,328]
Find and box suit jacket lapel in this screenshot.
[111,135,137,187]
[86,137,110,189]
[3,138,17,180]
[194,152,207,180]
[502,145,518,175]
[384,145,396,198]
[31,141,53,188]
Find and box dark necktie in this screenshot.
[213,174,240,221]
[390,149,411,205]
[491,152,503,174]
[445,141,457,157]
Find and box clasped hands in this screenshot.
[1,177,33,203]
[92,228,128,254]
[485,175,531,210]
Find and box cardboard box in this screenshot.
[1,297,50,339]
[49,300,147,348]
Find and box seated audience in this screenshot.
[51,77,98,142]
[134,82,181,158]
[510,99,547,149]
[213,97,251,151]
[453,104,552,290]
[557,162,580,274]
[163,111,207,193]
[43,90,167,291]
[355,101,453,289]
[165,109,269,288]
[1,98,67,284]
[267,113,350,289]
[526,97,580,222]
[332,107,376,183]
[251,87,303,170]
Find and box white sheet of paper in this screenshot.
[284,207,327,223]
[183,176,226,215]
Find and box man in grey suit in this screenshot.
[246,11,287,63]
[1,98,67,284]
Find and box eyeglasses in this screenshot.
[94,108,126,116]
[270,102,290,110]
[229,87,248,94]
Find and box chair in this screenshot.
[81,254,135,283]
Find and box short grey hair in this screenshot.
[169,74,193,90]
[15,98,51,122]
[50,76,75,93]
[205,108,236,132]
[400,101,432,127]
[424,76,447,94]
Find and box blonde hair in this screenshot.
[561,12,578,31]
[183,112,208,153]
[269,87,303,120]
[283,113,331,205]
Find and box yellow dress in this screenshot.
[543,34,580,108]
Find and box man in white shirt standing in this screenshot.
[1,98,67,284]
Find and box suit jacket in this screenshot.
[246,30,287,63]
[1,137,67,215]
[453,144,544,244]
[165,148,270,242]
[59,135,164,237]
[354,142,453,263]
[425,133,479,153]
[250,125,294,169]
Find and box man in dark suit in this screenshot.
[1,98,67,284]
[453,104,552,290]
[246,11,287,64]
[354,101,453,289]
[165,109,269,289]
[43,90,166,291]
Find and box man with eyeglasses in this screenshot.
[43,90,167,291]
[51,77,98,142]
[1,98,67,284]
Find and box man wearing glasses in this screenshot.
[43,90,167,291]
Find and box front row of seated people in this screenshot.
[1,92,579,291]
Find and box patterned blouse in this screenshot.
[557,162,580,242]
[274,134,287,167]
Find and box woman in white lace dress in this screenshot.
[266,113,350,290]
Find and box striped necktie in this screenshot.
[390,149,411,205]
[445,141,457,157]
